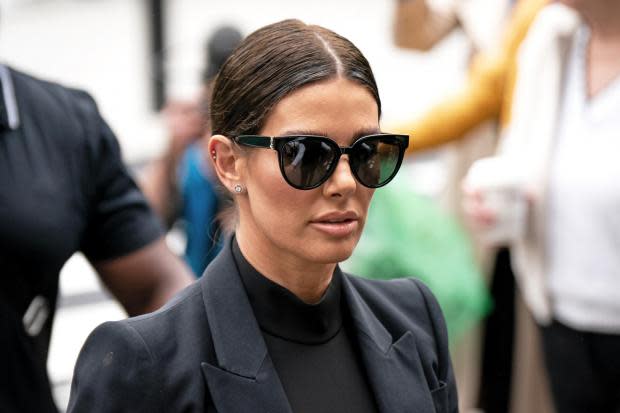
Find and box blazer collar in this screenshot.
[341,275,436,412]
[199,239,434,413]
[341,274,392,353]
[200,237,268,378]
[199,238,292,413]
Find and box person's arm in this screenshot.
[77,93,193,313]
[395,52,506,153]
[393,0,548,154]
[393,0,459,51]
[93,237,193,316]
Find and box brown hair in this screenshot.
[210,19,381,138]
[210,19,381,233]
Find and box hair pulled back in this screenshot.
[210,19,381,138]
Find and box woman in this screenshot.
[464,1,620,411]
[68,19,458,413]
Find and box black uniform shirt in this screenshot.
[0,65,162,413]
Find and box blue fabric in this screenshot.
[178,144,222,277]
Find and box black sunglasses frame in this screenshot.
[233,133,409,190]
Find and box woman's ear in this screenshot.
[208,134,244,192]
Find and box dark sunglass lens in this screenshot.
[281,138,336,188]
[352,137,402,187]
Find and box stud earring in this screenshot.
[234,184,244,194]
[211,150,217,160]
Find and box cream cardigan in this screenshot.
[496,4,581,324]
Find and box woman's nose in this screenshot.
[322,155,357,197]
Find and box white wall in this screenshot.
[167,0,471,143]
[0,0,468,162]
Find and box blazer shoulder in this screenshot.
[67,320,161,412]
[345,275,450,360]
[345,275,436,320]
[123,281,208,350]
[69,282,212,412]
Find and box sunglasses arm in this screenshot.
[234,135,275,149]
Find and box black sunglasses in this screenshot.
[233,133,409,190]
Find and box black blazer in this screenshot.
[68,240,458,413]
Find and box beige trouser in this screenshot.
[451,293,556,413]
[509,293,555,413]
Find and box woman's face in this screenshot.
[236,77,379,269]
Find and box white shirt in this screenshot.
[546,25,620,333]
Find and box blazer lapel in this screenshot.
[199,242,292,413]
[342,275,436,413]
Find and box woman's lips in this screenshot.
[309,218,359,237]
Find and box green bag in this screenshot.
[343,170,491,342]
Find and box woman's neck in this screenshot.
[235,229,336,304]
[580,2,620,98]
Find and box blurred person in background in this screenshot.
[0,63,193,413]
[393,0,512,54]
[67,19,459,413]
[391,1,552,412]
[463,0,620,411]
[393,0,552,413]
[140,25,244,277]
[391,0,543,155]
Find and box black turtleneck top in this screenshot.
[232,240,379,413]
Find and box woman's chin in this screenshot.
[304,241,358,265]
